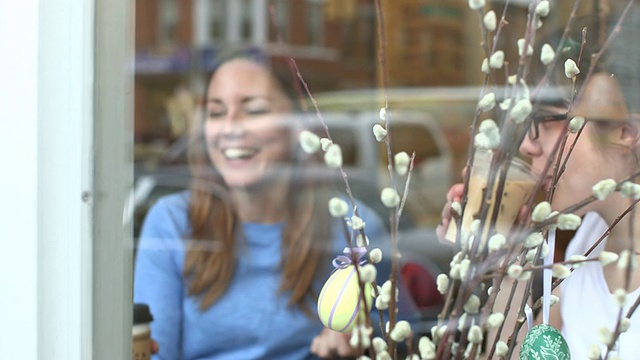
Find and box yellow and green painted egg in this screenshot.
[317,265,373,333]
[520,324,570,359]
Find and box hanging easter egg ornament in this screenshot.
[317,247,373,333]
[519,324,570,359]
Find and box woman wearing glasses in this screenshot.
[438,12,640,358]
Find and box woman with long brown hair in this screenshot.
[133,52,388,359]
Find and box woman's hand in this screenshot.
[310,327,360,359]
[435,183,465,243]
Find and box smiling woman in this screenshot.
[203,58,295,193]
[132,51,398,360]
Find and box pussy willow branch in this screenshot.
[457,4,495,250]
[529,0,584,100]
[396,152,416,221]
[269,4,394,353]
[625,205,636,289]
[441,4,502,349]
[550,196,640,290]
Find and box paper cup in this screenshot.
[133,304,154,360]
[446,149,538,244]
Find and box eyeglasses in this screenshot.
[528,112,568,140]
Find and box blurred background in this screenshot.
[132,0,606,315]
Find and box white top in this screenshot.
[560,212,640,359]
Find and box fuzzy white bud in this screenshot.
[299,130,321,154]
[526,248,538,263]
[379,107,386,121]
[375,295,389,310]
[597,326,614,345]
[508,75,517,85]
[373,124,387,142]
[557,213,582,230]
[532,202,552,222]
[564,59,580,78]
[552,264,572,279]
[394,152,410,176]
[569,254,588,269]
[419,337,436,360]
[488,234,506,253]
[469,220,481,237]
[619,181,640,199]
[320,138,332,151]
[511,98,533,124]
[359,264,377,284]
[349,328,371,349]
[508,265,524,279]
[449,263,461,280]
[541,242,550,259]
[478,92,496,112]
[459,259,471,280]
[620,318,631,332]
[489,51,505,69]
[349,215,365,230]
[540,43,555,65]
[475,119,501,150]
[617,250,636,270]
[568,116,585,133]
[499,98,512,111]
[468,325,483,344]
[593,179,617,200]
[430,326,438,340]
[436,274,449,294]
[369,248,382,264]
[380,187,400,208]
[517,38,534,57]
[324,144,343,168]
[468,0,485,10]
[483,11,497,31]
[464,294,481,314]
[328,197,349,217]
[495,341,509,356]
[587,344,601,360]
[524,232,544,247]
[613,288,627,308]
[390,321,412,342]
[376,351,391,360]
[356,234,369,247]
[457,313,468,331]
[550,295,559,307]
[372,337,387,353]
[487,313,505,328]
[481,58,490,74]
[599,251,619,266]
[535,0,550,17]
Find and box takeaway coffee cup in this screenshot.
[133,303,154,360]
[446,149,538,244]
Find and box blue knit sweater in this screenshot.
[133,191,410,360]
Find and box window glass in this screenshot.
[132,2,638,358]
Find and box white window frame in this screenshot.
[0,0,134,359]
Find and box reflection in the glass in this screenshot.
[133,52,418,359]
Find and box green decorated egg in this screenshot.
[317,265,373,333]
[520,324,570,360]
